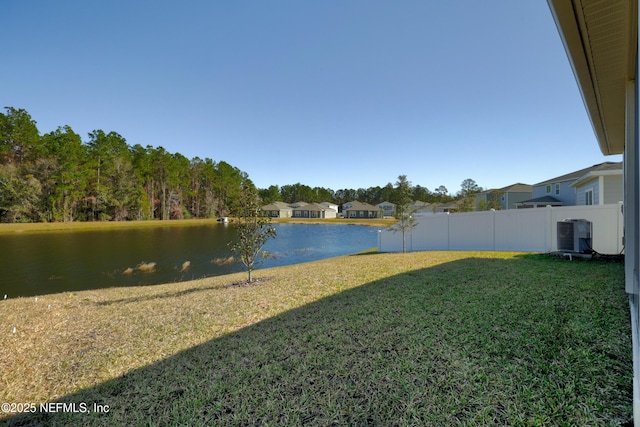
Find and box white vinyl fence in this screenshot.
[378,203,624,254]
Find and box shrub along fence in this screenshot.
[378,203,624,254]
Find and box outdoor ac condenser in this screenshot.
[557,219,592,253]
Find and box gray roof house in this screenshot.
[343,201,383,219]
[570,163,623,205]
[411,201,434,214]
[292,203,337,219]
[517,162,622,208]
[262,201,293,218]
[376,201,396,217]
[433,200,464,213]
[475,183,533,210]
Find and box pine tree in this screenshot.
[391,175,417,253]
[230,181,276,282]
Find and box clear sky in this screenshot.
[2,0,622,195]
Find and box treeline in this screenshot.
[0,107,249,222]
[1,107,469,223]
[258,182,454,207]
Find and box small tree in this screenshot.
[478,189,503,211]
[230,182,276,282]
[458,178,481,212]
[391,175,417,253]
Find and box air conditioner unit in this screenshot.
[557,219,592,253]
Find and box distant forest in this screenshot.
[258,182,454,208]
[0,107,456,223]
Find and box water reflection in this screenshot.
[0,223,378,297]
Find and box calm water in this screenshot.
[0,223,378,298]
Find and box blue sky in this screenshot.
[2,1,622,195]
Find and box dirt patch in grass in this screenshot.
[227,276,273,287]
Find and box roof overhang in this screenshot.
[570,168,624,187]
[547,0,637,155]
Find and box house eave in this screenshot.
[547,0,637,155]
[569,169,623,187]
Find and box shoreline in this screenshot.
[0,217,395,234]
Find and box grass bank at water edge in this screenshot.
[0,217,394,235]
[0,251,631,425]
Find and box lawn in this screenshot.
[0,251,631,426]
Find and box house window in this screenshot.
[546,185,551,194]
[585,189,594,205]
[555,184,560,195]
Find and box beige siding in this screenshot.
[603,175,623,204]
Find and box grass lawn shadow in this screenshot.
[3,253,632,426]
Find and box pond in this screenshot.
[0,223,379,298]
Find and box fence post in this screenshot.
[446,212,451,250]
[546,205,553,252]
[619,201,624,253]
[491,209,496,250]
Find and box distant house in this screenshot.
[343,201,383,219]
[516,196,564,209]
[517,162,622,208]
[410,200,434,215]
[341,201,355,211]
[433,200,463,213]
[319,202,339,213]
[376,201,396,217]
[261,201,293,218]
[292,203,337,219]
[475,183,533,210]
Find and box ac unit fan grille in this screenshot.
[557,222,575,251]
[557,219,592,253]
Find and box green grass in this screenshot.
[272,217,395,228]
[0,251,632,426]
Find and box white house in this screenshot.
[319,201,339,213]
